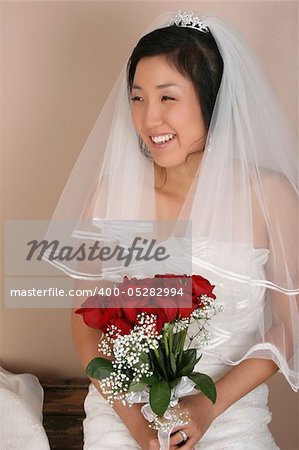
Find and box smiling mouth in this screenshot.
[150,133,176,145]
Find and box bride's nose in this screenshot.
[143,101,164,129]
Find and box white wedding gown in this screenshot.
[83,241,280,449]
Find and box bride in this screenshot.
[47,10,298,450]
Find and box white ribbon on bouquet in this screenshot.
[126,377,197,450]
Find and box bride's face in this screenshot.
[130,54,206,169]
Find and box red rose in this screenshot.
[177,290,196,319]
[113,315,134,335]
[122,296,154,323]
[121,303,178,333]
[192,275,216,300]
[154,306,178,331]
[75,296,121,332]
[75,275,216,336]
[155,274,216,319]
[120,276,180,331]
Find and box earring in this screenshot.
[205,134,212,152]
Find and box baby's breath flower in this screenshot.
[97,313,163,406]
[172,318,189,333]
[100,371,131,405]
[193,328,211,347]
[192,296,223,320]
[149,404,189,433]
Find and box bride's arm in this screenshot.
[71,306,160,450]
[213,357,278,417]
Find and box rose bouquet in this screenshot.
[75,274,222,449]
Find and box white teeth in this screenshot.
[150,133,175,144]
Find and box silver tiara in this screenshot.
[168,11,209,33]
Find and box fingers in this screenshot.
[169,428,198,450]
[147,438,160,450]
[169,442,195,450]
[170,430,187,446]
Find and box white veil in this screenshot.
[45,12,298,390]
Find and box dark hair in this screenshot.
[127,25,224,131]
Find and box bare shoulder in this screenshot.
[250,167,297,248]
[256,168,297,206]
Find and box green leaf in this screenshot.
[183,348,197,362]
[163,322,170,332]
[157,346,168,379]
[149,349,165,379]
[172,329,186,355]
[141,373,160,386]
[139,352,149,365]
[164,332,170,358]
[177,349,198,376]
[149,380,171,417]
[86,357,113,380]
[170,351,176,375]
[168,327,174,354]
[128,381,148,392]
[179,360,197,376]
[172,330,184,355]
[168,378,180,389]
[124,368,134,381]
[188,372,217,404]
[172,332,179,354]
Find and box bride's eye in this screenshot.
[161,95,176,102]
[130,96,144,102]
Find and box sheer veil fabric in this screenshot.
[45,12,298,391]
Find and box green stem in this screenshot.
[169,330,173,354]
[154,347,160,360]
[178,328,187,366]
[164,332,169,358]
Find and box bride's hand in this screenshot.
[143,438,160,450]
[140,435,160,450]
[135,425,159,450]
[169,393,216,449]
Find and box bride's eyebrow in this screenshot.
[132,83,182,90]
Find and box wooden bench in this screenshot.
[41,378,89,450]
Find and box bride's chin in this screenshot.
[153,157,188,169]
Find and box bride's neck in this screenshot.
[154,152,203,197]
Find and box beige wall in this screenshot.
[1,1,298,448]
